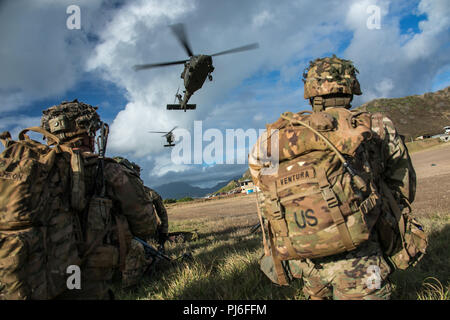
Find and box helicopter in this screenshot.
[133,23,259,111]
[149,126,177,147]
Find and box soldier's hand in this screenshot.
[157,232,168,252]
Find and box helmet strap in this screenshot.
[311,95,352,111]
[312,96,325,112]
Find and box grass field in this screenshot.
[114,206,449,300]
[115,144,450,300]
[406,137,445,154]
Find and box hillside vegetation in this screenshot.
[356,86,450,141]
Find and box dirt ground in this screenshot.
[409,143,450,216]
[167,143,450,221]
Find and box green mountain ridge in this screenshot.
[355,86,450,141]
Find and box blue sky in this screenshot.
[1,0,449,189]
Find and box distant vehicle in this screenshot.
[133,23,258,112]
[444,126,450,134]
[149,126,177,147]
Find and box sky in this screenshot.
[0,0,449,189]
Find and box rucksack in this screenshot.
[257,108,381,264]
[255,108,427,285]
[0,127,82,299]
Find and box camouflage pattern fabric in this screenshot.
[121,239,153,289]
[369,113,416,203]
[302,55,362,99]
[53,151,158,299]
[145,187,169,235]
[110,157,168,287]
[249,108,416,299]
[0,128,82,300]
[40,99,101,144]
[112,157,169,236]
[41,101,158,299]
[103,159,158,239]
[251,107,382,260]
[288,236,392,300]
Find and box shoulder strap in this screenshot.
[0,131,12,148]
[19,127,61,145]
[267,221,289,286]
[380,181,406,244]
[255,190,270,257]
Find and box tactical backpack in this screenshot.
[0,126,130,300]
[255,108,383,284]
[0,128,82,299]
[255,108,427,285]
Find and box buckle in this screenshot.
[320,187,339,208]
[271,200,283,219]
[359,193,379,215]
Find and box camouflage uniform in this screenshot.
[112,157,169,288]
[145,186,169,235]
[112,157,169,237]
[249,56,416,300]
[121,239,153,289]
[40,100,158,299]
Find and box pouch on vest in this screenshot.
[377,182,427,270]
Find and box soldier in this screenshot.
[249,56,417,300]
[112,156,169,288]
[39,100,159,299]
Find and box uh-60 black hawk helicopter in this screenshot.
[149,126,177,147]
[133,23,259,111]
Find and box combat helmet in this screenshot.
[302,55,361,110]
[41,99,102,144]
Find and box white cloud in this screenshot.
[252,10,273,28]
[0,0,108,112]
[344,0,450,104]
[2,0,449,188]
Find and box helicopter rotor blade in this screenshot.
[168,126,178,133]
[210,42,259,57]
[134,59,188,71]
[149,131,170,134]
[170,23,194,57]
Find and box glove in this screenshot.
[157,231,168,253]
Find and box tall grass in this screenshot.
[115,211,449,300]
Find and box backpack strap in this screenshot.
[60,147,86,212]
[267,181,298,258]
[267,221,289,286]
[19,127,61,145]
[0,131,12,148]
[380,181,405,244]
[317,168,356,251]
[113,214,129,272]
[255,189,270,257]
